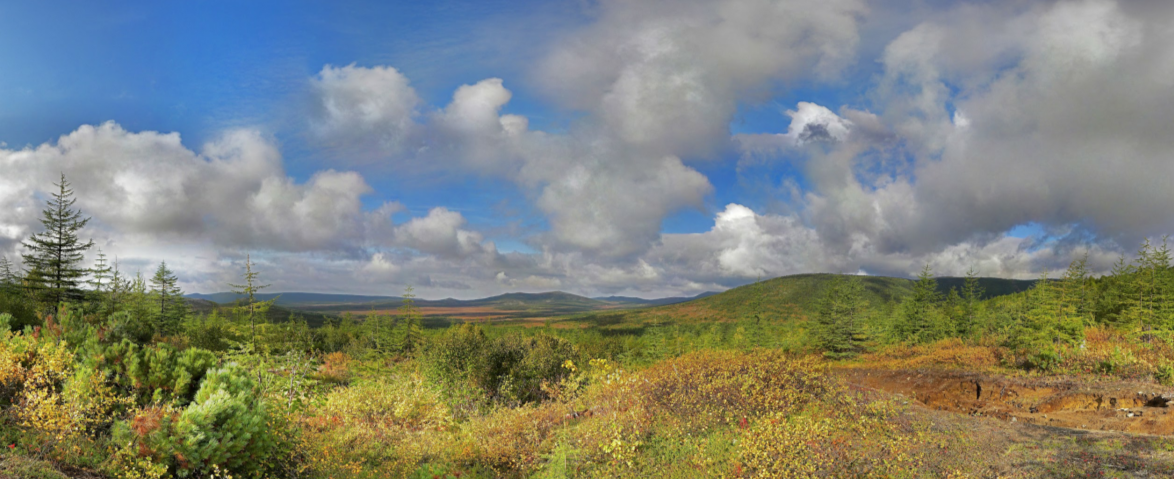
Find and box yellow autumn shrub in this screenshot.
[0,332,129,462]
[737,396,920,478]
[298,373,452,477]
[633,350,834,432]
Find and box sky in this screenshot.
[3,0,1174,299]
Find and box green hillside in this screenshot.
[569,273,1038,326]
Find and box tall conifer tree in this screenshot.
[111,258,131,310]
[1102,255,1139,327]
[958,267,985,336]
[150,261,187,335]
[229,254,273,350]
[814,275,867,357]
[896,265,948,343]
[398,285,424,353]
[89,249,113,310]
[89,250,112,293]
[1060,254,1093,326]
[0,256,18,292]
[21,174,94,309]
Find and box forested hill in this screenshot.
[571,273,1039,325]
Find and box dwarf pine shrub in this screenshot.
[112,365,279,478]
[94,340,217,406]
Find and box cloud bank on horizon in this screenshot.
[2,0,1173,298]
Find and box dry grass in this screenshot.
[852,338,1005,372]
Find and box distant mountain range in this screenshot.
[184,290,721,318]
[591,291,719,306]
[185,292,397,306]
[186,273,1042,326]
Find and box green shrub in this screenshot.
[113,365,281,478]
[95,340,218,406]
[424,326,578,408]
[108,310,157,344]
[0,291,38,331]
[1026,349,1062,372]
[482,333,577,405]
[184,311,239,352]
[1156,362,1174,386]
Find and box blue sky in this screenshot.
[0,0,850,235]
[2,0,1172,297]
[0,0,587,244]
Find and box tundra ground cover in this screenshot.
[8,178,1174,477]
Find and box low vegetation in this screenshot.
[6,176,1174,477]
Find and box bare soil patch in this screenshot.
[841,368,1174,435]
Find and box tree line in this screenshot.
[814,240,1174,368]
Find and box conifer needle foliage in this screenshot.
[21,174,94,310]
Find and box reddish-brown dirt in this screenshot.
[840,368,1174,435]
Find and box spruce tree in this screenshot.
[21,174,94,309]
[89,249,113,309]
[1060,255,1093,327]
[397,285,424,354]
[1014,270,1084,364]
[1137,237,1174,328]
[109,258,130,312]
[1101,255,1138,328]
[958,267,985,336]
[814,275,867,358]
[113,271,159,343]
[0,256,18,293]
[89,249,112,292]
[150,261,187,335]
[896,265,948,343]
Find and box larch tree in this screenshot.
[229,254,274,350]
[21,174,94,310]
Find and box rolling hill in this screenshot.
[185,290,717,320]
[592,291,719,306]
[184,275,1039,327]
[568,273,1040,326]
